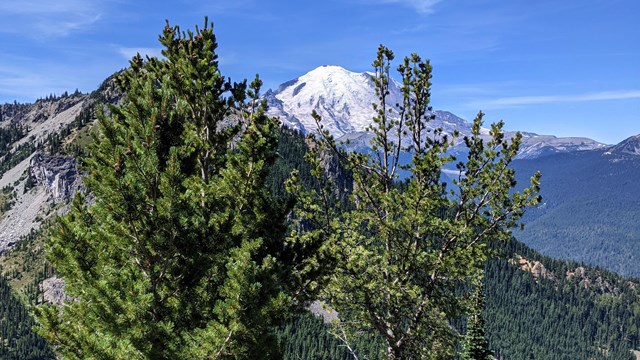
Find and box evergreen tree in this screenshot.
[35,18,313,359]
[294,46,541,359]
[461,281,492,360]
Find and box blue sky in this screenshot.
[0,0,638,144]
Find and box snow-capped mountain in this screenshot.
[265,65,477,139]
[604,134,640,156]
[265,65,402,137]
[265,65,606,159]
[516,133,607,159]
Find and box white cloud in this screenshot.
[0,0,105,37]
[473,90,640,109]
[46,14,102,37]
[375,0,442,14]
[357,0,442,14]
[390,23,430,35]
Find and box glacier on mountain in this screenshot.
[264,65,605,159]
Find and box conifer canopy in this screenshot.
[36,18,309,359]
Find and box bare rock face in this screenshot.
[29,152,84,202]
[604,134,640,157]
[510,254,555,281]
[41,276,74,306]
[308,300,339,324]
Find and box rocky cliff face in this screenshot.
[41,276,74,306]
[0,152,85,252]
[29,152,84,202]
[510,254,555,281]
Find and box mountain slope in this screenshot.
[513,137,640,276]
[484,239,640,360]
[605,134,640,156]
[0,274,54,359]
[0,95,90,251]
[265,65,399,136]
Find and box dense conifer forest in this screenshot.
[0,275,53,359]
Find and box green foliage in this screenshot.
[0,228,51,304]
[0,122,35,178]
[0,141,36,177]
[460,282,492,360]
[0,107,636,360]
[265,127,316,199]
[0,227,54,360]
[35,18,313,359]
[484,239,639,359]
[293,45,541,359]
[277,312,384,360]
[276,237,640,360]
[0,274,54,359]
[0,184,17,213]
[0,122,29,155]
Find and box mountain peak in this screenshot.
[265,65,398,137]
[604,134,640,156]
[307,64,353,74]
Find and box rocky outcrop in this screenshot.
[566,266,618,294]
[41,276,74,306]
[308,300,339,324]
[510,254,555,281]
[29,152,84,202]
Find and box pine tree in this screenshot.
[35,18,310,359]
[461,281,493,360]
[294,45,541,359]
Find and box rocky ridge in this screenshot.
[512,254,622,295]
